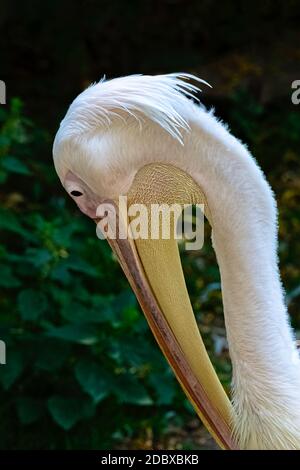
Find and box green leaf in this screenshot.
[1,155,31,175]
[24,248,52,267]
[52,256,98,282]
[16,397,44,425]
[109,338,147,367]
[61,300,112,324]
[113,374,153,406]
[0,209,32,239]
[17,289,47,321]
[0,350,24,389]
[50,256,98,284]
[46,324,99,345]
[148,372,176,405]
[108,336,161,367]
[47,396,95,430]
[62,256,98,277]
[50,261,71,284]
[111,290,137,315]
[75,360,112,403]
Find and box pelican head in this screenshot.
[53,74,300,450]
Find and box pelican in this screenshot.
[53,73,300,450]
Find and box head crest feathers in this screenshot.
[56,73,210,145]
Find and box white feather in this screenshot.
[55,73,209,144]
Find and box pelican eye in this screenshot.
[70,190,83,197]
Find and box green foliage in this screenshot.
[18,289,48,320]
[75,360,112,403]
[0,101,187,449]
[48,396,95,431]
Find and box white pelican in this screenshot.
[53,73,300,450]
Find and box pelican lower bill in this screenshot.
[107,163,237,450]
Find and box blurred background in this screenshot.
[0,0,300,450]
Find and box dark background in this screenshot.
[0,0,300,450]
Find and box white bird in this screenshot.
[53,73,300,450]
